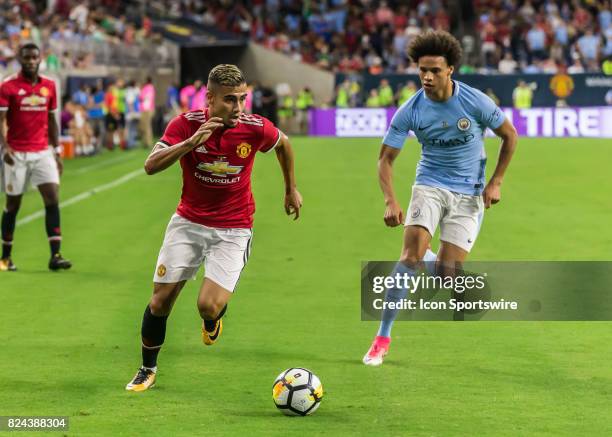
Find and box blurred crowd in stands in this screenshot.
[176,0,612,75]
[60,77,157,155]
[58,77,317,156]
[0,0,168,72]
[2,0,611,151]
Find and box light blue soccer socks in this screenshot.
[376,262,416,338]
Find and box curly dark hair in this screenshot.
[407,30,463,68]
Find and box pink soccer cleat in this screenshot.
[362,336,391,366]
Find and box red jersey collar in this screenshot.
[18,71,40,85]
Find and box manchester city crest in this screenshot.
[457,118,471,131]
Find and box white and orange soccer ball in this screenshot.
[272,368,323,416]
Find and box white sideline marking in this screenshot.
[74,154,136,174]
[17,168,145,226]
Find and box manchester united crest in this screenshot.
[457,117,471,131]
[40,86,49,97]
[236,142,252,158]
[157,264,166,277]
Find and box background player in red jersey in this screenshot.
[0,43,71,272]
[126,64,302,391]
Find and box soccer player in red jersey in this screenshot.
[126,64,302,391]
[0,43,71,272]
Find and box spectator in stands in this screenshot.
[498,52,518,74]
[348,79,362,107]
[72,83,89,107]
[70,103,94,156]
[260,84,278,125]
[604,55,612,74]
[378,79,394,107]
[180,79,206,111]
[87,79,106,153]
[104,81,125,150]
[124,80,141,149]
[277,88,295,134]
[526,22,548,63]
[295,87,314,135]
[139,77,156,148]
[396,81,417,105]
[568,58,586,74]
[335,79,351,108]
[245,82,254,114]
[513,80,534,109]
[366,88,380,107]
[60,101,74,136]
[577,28,600,61]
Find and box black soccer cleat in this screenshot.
[48,254,72,271]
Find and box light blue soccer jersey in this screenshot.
[382,80,505,195]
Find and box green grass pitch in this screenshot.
[1,137,611,436]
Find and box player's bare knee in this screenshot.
[149,288,178,316]
[149,295,172,316]
[198,300,224,320]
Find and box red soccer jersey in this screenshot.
[0,73,58,152]
[160,109,281,228]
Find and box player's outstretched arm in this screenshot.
[483,118,518,209]
[274,132,302,220]
[379,144,403,227]
[144,117,224,175]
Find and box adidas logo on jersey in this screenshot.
[195,145,208,153]
[18,89,26,95]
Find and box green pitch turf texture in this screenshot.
[1,137,610,436]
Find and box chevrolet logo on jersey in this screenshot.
[21,94,47,106]
[197,160,243,177]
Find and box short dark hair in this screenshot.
[208,64,246,88]
[19,42,40,56]
[408,30,463,68]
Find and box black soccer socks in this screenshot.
[44,204,61,256]
[141,305,169,368]
[1,209,17,259]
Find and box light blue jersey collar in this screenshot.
[422,80,460,104]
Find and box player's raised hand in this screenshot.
[189,117,224,147]
[384,201,404,227]
[285,189,302,220]
[483,181,501,209]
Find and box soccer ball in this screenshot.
[272,368,323,416]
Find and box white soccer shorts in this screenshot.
[153,214,253,292]
[405,184,484,252]
[1,148,60,195]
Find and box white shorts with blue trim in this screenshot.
[405,184,484,252]
[153,214,252,292]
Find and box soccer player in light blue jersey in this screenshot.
[363,31,518,366]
